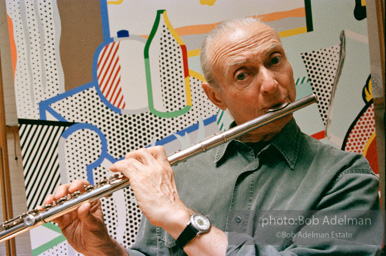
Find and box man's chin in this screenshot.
[239,114,293,142]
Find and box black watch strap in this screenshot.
[175,224,198,248]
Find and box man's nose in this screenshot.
[259,68,278,94]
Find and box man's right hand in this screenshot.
[44,180,128,256]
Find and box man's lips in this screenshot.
[266,101,290,113]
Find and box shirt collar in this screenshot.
[213,118,301,170]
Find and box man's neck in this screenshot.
[236,115,292,143]
[238,130,279,143]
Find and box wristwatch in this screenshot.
[175,213,211,248]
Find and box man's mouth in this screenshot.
[267,102,290,113]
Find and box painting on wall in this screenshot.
[4,0,377,254]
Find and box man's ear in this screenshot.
[202,82,227,110]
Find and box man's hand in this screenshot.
[110,146,192,237]
[110,146,228,255]
[44,180,128,256]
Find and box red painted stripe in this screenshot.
[102,62,117,94]
[108,76,121,105]
[108,65,121,94]
[103,57,120,95]
[117,95,125,109]
[108,77,120,103]
[180,44,189,77]
[99,43,119,85]
[113,87,123,106]
[97,43,111,68]
[98,43,115,78]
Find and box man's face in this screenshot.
[203,22,296,141]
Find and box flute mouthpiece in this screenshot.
[267,102,290,113]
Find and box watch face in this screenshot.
[192,214,211,233]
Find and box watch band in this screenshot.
[175,224,198,248]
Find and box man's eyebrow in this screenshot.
[224,43,284,76]
[224,59,248,78]
[266,43,283,54]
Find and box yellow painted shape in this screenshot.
[361,0,366,6]
[200,0,217,6]
[161,11,192,107]
[278,26,308,38]
[364,78,373,102]
[189,69,206,82]
[184,76,192,106]
[188,49,201,58]
[107,0,124,5]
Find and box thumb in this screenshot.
[77,202,100,225]
[77,202,92,220]
[77,202,106,231]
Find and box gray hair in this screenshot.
[200,17,263,87]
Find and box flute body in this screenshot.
[0,94,317,243]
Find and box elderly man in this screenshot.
[46,18,382,255]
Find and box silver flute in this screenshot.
[0,94,317,243]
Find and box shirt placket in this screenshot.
[225,147,261,235]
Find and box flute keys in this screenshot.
[72,190,81,198]
[57,194,72,205]
[26,209,39,216]
[109,173,123,183]
[84,184,95,192]
[2,215,24,230]
[57,196,67,205]
[42,204,53,210]
[97,179,108,187]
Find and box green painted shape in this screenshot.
[32,223,66,255]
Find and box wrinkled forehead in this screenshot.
[209,23,282,71]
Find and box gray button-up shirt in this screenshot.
[127,119,382,255]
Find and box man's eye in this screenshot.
[236,72,247,81]
[271,56,281,65]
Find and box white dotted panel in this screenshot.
[301,44,341,126]
[159,24,187,112]
[64,129,101,181]
[93,166,142,248]
[7,2,35,118]
[123,187,141,246]
[37,0,62,98]
[7,0,62,119]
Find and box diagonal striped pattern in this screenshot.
[97,41,126,109]
[295,76,309,85]
[19,119,73,210]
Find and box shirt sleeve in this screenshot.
[225,169,383,256]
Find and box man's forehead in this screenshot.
[208,22,282,75]
[220,42,281,76]
[227,43,283,64]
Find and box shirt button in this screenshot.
[235,216,242,223]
